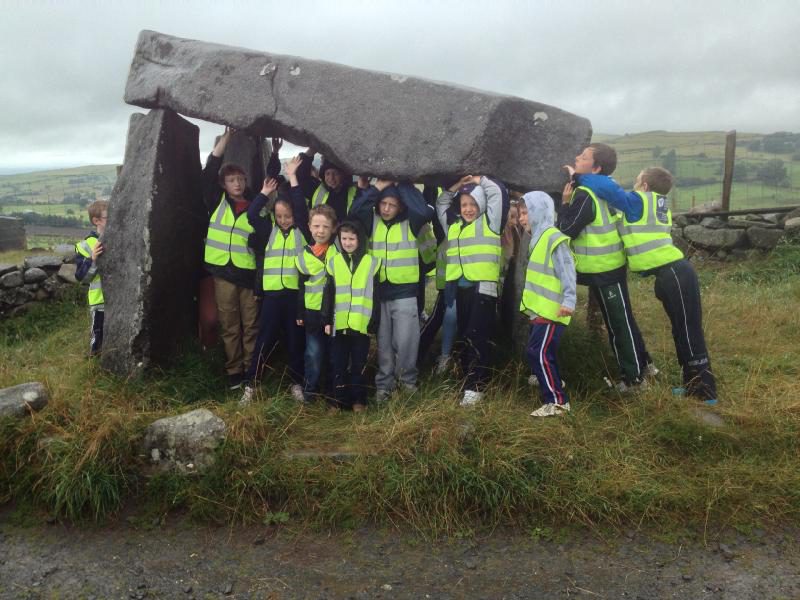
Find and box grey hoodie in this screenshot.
[522,191,577,313]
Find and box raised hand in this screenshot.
[271,138,283,153]
[261,177,279,196]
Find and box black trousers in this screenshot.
[653,259,717,400]
[456,286,496,392]
[89,308,104,356]
[331,331,371,408]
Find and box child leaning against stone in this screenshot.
[74,199,109,356]
[518,192,576,417]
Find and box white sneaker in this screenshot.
[528,374,540,387]
[460,390,483,407]
[646,363,660,378]
[530,402,570,417]
[239,385,254,406]
[290,384,305,403]
[375,389,391,404]
[435,355,452,375]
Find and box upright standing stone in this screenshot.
[214,131,266,191]
[100,109,205,376]
[124,30,592,191]
[0,217,25,251]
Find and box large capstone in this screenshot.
[124,30,592,191]
[100,108,205,376]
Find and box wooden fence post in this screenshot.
[721,130,736,218]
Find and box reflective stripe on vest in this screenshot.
[569,186,626,274]
[204,194,256,269]
[327,253,380,335]
[75,236,104,307]
[520,228,572,325]
[370,219,419,284]
[262,226,304,291]
[619,191,684,272]
[416,222,438,264]
[445,213,501,283]
[311,184,357,213]
[296,244,338,310]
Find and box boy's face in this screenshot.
[309,214,334,244]
[339,230,359,253]
[573,148,601,175]
[274,201,294,231]
[324,167,343,191]
[518,205,529,232]
[92,211,108,234]
[379,196,401,222]
[459,194,479,223]
[507,206,519,229]
[223,173,246,198]
[633,171,646,192]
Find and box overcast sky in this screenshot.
[1,0,799,173]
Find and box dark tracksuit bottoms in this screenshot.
[456,285,496,392]
[590,278,650,384]
[331,331,371,409]
[90,309,104,356]
[246,289,305,385]
[653,259,717,400]
[526,318,569,406]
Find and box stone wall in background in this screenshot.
[0,247,78,317]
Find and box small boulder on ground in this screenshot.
[142,409,226,473]
[0,382,49,419]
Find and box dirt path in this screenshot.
[1,518,798,600]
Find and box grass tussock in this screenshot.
[1,247,799,536]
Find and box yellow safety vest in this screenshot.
[296,244,339,311]
[416,222,438,265]
[520,227,572,325]
[370,219,419,284]
[75,235,104,307]
[262,226,304,291]
[204,194,256,270]
[327,253,380,335]
[569,186,626,274]
[310,184,358,213]
[445,213,501,283]
[619,191,684,272]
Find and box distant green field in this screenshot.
[0,164,116,206]
[592,131,799,211]
[1,203,88,220]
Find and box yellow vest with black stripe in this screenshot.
[520,228,572,325]
[370,219,419,284]
[311,184,358,213]
[262,226,304,291]
[296,244,339,310]
[204,194,256,270]
[569,186,626,274]
[75,235,104,307]
[415,222,438,265]
[445,214,501,283]
[327,253,381,335]
[619,191,684,272]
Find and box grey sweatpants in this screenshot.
[376,297,420,392]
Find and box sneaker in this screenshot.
[434,355,452,376]
[530,402,571,417]
[228,373,245,390]
[528,374,540,387]
[460,389,483,407]
[239,384,254,406]
[375,389,391,404]
[290,384,305,403]
[352,403,367,413]
[703,398,718,406]
[645,363,660,378]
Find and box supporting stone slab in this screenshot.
[124,30,592,191]
[100,108,205,376]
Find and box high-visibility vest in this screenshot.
[520,227,572,325]
[262,226,304,291]
[434,241,448,290]
[75,235,104,307]
[370,219,419,284]
[619,191,684,272]
[445,213,501,283]
[204,194,256,270]
[416,222,438,265]
[310,184,357,213]
[327,253,381,335]
[569,186,626,274]
[296,244,339,311]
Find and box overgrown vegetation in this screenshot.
[1,250,799,536]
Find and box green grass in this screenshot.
[1,247,799,536]
[0,165,116,205]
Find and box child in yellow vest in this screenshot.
[74,200,109,356]
[519,192,577,417]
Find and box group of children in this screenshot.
[76,132,717,416]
